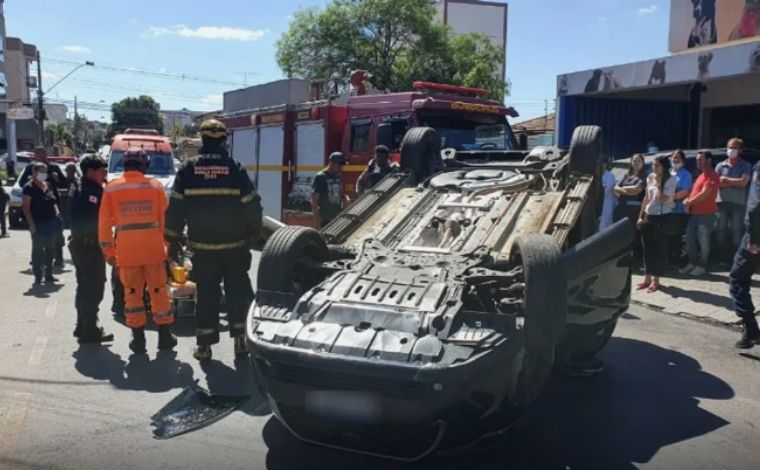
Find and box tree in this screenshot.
[107,95,163,138]
[276,0,508,101]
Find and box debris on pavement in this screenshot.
[150,381,249,439]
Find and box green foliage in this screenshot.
[107,95,163,138]
[276,0,508,101]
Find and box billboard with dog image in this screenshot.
[670,0,760,52]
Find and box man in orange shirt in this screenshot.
[98,149,176,353]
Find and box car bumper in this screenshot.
[247,316,525,461]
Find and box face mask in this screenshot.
[648,146,658,154]
[36,173,48,182]
[673,163,683,171]
[727,148,740,160]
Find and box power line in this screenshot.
[44,57,246,87]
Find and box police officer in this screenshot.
[355,145,399,195]
[165,119,262,361]
[729,159,760,349]
[69,156,114,343]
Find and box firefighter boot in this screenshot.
[234,335,248,359]
[129,328,147,354]
[78,320,115,344]
[735,318,760,349]
[157,325,178,351]
[193,345,212,361]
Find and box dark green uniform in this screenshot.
[165,152,262,345]
[312,170,342,225]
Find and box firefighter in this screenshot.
[69,155,113,343]
[165,119,262,361]
[355,145,399,194]
[98,149,177,354]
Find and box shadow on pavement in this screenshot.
[73,345,194,393]
[261,337,734,470]
[658,285,732,310]
[200,357,271,417]
[23,283,63,298]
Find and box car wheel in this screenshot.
[512,234,567,405]
[567,125,603,177]
[257,226,329,294]
[400,127,442,184]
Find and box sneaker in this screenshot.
[44,275,58,284]
[679,264,695,274]
[234,336,249,359]
[129,328,147,354]
[690,266,706,276]
[193,345,212,361]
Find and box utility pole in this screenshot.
[36,50,44,146]
[74,95,79,152]
[544,99,549,132]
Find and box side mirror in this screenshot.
[376,123,393,150]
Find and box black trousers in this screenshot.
[69,240,106,323]
[193,248,253,346]
[31,223,57,280]
[642,214,670,277]
[0,203,7,234]
[668,213,689,267]
[729,233,760,327]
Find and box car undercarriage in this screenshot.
[247,125,634,460]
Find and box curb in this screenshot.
[630,299,743,331]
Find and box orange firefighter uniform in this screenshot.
[98,171,172,329]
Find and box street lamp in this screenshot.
[36,57,94,144]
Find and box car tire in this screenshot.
[400,127,442,184]
[512,234,567,405]
[567,125,603,177]
[257,226,329,294]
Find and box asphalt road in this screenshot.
[0,229,759,470]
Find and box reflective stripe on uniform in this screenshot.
[164,228,180,238]
[187,240,248,250]
[241,193,256,204]
[124,306,146,315]
[106,182,161,193]
[116,222,160,232]
[154,311,172,319]
[99,241,113,248]
[171,191,184,200]
[184,188,240,197]
[196,328,216,336]
[230,322,246,330]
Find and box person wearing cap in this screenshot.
[311,152,349,229]
[165,118,262,361]
[99,148,176,354]
[356,145,400,195]
[69,155,113,343]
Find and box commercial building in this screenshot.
[160,108,203,136]
[435,0,508,80]
[556,0,760,157]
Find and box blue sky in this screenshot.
[5,0,671,121]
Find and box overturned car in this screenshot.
[246,125,634,461]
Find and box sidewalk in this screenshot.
[631,270,760,327]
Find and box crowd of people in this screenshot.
[602,138,751,292]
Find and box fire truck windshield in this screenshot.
[417,112,515,151]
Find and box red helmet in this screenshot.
[123,148,150,171]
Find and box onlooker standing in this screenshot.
[311,152,349,229]
[0,185,9,237]
[729,158,760,349]
[682,151,720,275]
[60,162,79,230]
[614,154,646,256]
[715,138,752,261]
[637,155,677,292]
[669,150,693,269]
[599,157,617,231]
[21,163,61,285]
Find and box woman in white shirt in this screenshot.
[636,155,677,292]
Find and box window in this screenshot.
[389,118,411,151]
[350,120,371,153]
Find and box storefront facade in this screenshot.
[557,0,760,157]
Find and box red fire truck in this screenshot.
[220,82,520,226]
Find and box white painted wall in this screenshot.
[700,75,760,108]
